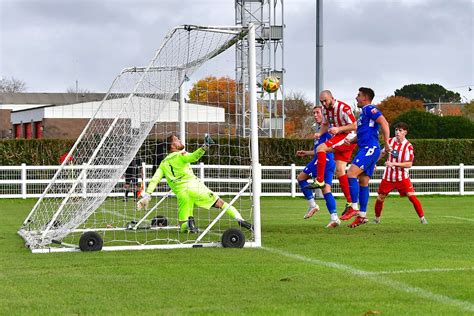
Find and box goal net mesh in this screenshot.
[19,25,256,250]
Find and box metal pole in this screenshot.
[248,23,262,247]
[315,0,323,104]
[179,74,186,145]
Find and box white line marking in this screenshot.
[263,247,474,313]
[442,216,474,222]
[368,267,474,275]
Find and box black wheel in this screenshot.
[221,228,245,248]
[79,231,103,252]
[151,215,168,227]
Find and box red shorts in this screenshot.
[377,178,415,197]
[324,134,357,162]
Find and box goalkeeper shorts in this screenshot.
[177,180,219,221]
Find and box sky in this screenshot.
[0,0,472,105]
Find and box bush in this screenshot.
[392,109,439,138]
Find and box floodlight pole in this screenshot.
[315,0,323,104]
[248,23,262,247]
[179,71,186,145]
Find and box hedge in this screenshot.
[1,138,473,166]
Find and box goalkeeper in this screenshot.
[137,134,253,233]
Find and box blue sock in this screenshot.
[323,192,337,214]
[359,186,369,212]
[298,180,314,200]
[348,177,359,203]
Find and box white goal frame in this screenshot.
[18,24,261,253]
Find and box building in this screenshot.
[1,93,225,139]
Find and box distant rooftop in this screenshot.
[0,93,107,106]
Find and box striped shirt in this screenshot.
[382,138,414,182]
[322,99,356,129]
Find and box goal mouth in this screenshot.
[19,24,261,252]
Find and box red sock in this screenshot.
[316,152,327,183]
[338,174,352,203]
[408,195,424,217]
[375,199,384,217]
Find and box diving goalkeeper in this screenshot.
[137,134,253,233]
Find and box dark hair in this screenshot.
[166,134,176,151]
[394,122,409,132]
[359,87,375,101]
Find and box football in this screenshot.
[262,76,280,93]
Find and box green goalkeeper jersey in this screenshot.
[146,148,206,195]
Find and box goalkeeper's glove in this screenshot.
[201,133,215,151]
[137,192,151,210]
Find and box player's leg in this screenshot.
[213,198,253,230]
[334,159,352,214]
[315,143,330,186]
[177,194,196,233]
[402,179,427,224]
[374,179,392,224]
[341,163,364,220]
[124,182,131,202]
[321,172,340,228]
[298,161,320,219]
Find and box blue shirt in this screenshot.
[313,132,334,161]
[356,104,382,147]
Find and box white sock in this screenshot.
[308,198,316,208]
[330,213,339,221]
[359,211,366,217]
[351,202,359,210]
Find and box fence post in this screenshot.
[200,162,205,181]
[291,164,296,198]
[459,163,464,195]
[21,163,27,199]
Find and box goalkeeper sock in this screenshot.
[408,195,424,217]
[338,174,352,203]
[323,192,337,214]
[298,180,314,200]
[222,202,243,221]
[316,152,327,183]
[348,177,359,210]
[375,199,384,217]
[180,222,188,233]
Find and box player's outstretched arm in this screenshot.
[181,134,215,164]
[377,115,391,153]
[137,166,164,210]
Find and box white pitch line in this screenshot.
[442,216,474,222]
[263,247,474,313]
[367,267,474,275]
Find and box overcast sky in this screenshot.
[0,0,472,104]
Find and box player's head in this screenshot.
[394,122,408,141]
[166,134,185,152]
[313,105,323,124]
[356,87,375,107]
[319,90,335,109]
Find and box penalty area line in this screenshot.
[262,247,474,313]
[367,267,474,275]
[442,216,474,222]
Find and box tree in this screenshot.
[284,91,314,138]
[188,76,237,114]
[378,96,424,123]
[462,100,474,121]
[394,83,461,103]
[392,109,439,139]
[0,77,26,92]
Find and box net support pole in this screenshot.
[248,23,262,247]
[179,71,186,145]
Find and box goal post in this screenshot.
[18,24,261,252]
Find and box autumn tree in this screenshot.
[378,96,424,123]
[188,76,237,114]
[0,77,26,92]
[284,91,314,138]
[394,83,461,103]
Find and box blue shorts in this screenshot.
[351,145,381,177]
[303,157,336,185]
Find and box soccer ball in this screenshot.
[262,76,280,93]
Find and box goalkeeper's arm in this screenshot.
[180,134,215,163]
[137,166,164,210]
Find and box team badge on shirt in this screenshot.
[391,150,399,158]
[371,108,378,114]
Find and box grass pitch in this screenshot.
[1,196,473,315]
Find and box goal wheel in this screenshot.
[151,215,168,227]
[221,228,245,248]
[79,231,103,252]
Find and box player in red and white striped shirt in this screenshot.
[305,90,357,214]
[374,122,427,224]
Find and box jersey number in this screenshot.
[168,163,176,176]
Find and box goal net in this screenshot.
[18,24,261,253]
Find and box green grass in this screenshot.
[1,196,473,315]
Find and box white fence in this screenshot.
[0,163,473,199]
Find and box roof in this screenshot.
[0,93,106,105]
